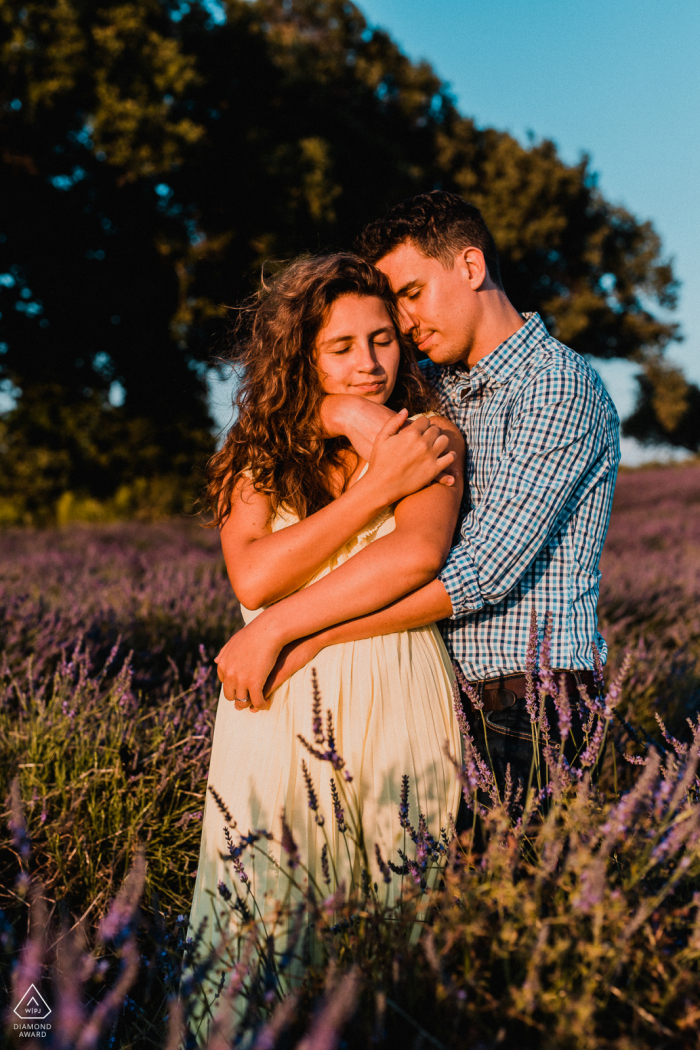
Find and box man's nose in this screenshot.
[397,301,416,335]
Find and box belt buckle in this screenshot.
[481,681,517,712]
[496,685,517,709]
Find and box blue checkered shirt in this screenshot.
[421,312,620,682]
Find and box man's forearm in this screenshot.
[312,579,453,648]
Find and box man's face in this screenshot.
[376,240,480,366]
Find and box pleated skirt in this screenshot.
[187,623,462,957]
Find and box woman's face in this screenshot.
[315,294,401,404]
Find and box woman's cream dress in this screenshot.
[186,464,462,1012]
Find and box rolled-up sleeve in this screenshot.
[439,367,615,618]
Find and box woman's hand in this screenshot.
[215,612,287,711]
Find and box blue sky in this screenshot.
[355,0,700,463]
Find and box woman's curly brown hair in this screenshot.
[206,253,436,526]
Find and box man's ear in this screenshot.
[459,246,488,290]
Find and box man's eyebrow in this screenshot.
[394,278,420,298]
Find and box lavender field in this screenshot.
[1,464,700,1049]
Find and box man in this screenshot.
[217,191,620,782]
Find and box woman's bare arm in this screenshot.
[222,409,456,609]
[216,419,465,706]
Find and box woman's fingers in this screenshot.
[436,449,457,480]
[430,431,449,455]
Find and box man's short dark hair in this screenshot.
[355,190,503,289]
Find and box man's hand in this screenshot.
[264,634,326,696]
[322,395,457,495]
[215,613,286,711]
[366,410,456,504]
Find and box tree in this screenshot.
[0,0,695,523]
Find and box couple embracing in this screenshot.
[188,191,620,960]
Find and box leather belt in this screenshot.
[473,670,597,714]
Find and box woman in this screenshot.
[187,254,464,1009]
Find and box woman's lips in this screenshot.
[353,380,385,392]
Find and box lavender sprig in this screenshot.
[525,608,539,722]
[330,778,347,834]
[281,812,300,870]
[311,667,324,744]
[374,843,392,884]
[321,843,331,885]
[208,784,234,825]
[302,759,324,826]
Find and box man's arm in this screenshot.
[438,367,619,617]
[263,578,452,697]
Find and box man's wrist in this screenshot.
[257,604,296,647]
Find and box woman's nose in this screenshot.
[357,341,380,371]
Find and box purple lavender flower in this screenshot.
[603,650,632,718]
[98,852,146,945]
[217,880,232,901]
[281,812,300,870]
[591,641,605,697]
[224,827,251,886]
[537,611,557,703]
[415,813,429,867]
[321,843,331,885]
[296,967,361,1050]
[452,660,482,710]
[311,667,324,744]
[524,608,539,722]
[374,843,392,884]
[554,674,572,743]
[208,784,233,824]
[302,759,324,826]
[330,778,347,834]
[297,733,327,763]
[450,679,473,745]
[579,714,606,769]
[398,774,411,830]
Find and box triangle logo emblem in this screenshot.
[14,983,51,1019]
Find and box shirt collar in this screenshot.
[434,312,547,393]
[471,312,545,386]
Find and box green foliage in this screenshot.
[0,384,213,525]
[623,363,700,452]
[1,656,209,915]
[0,0,694,523]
